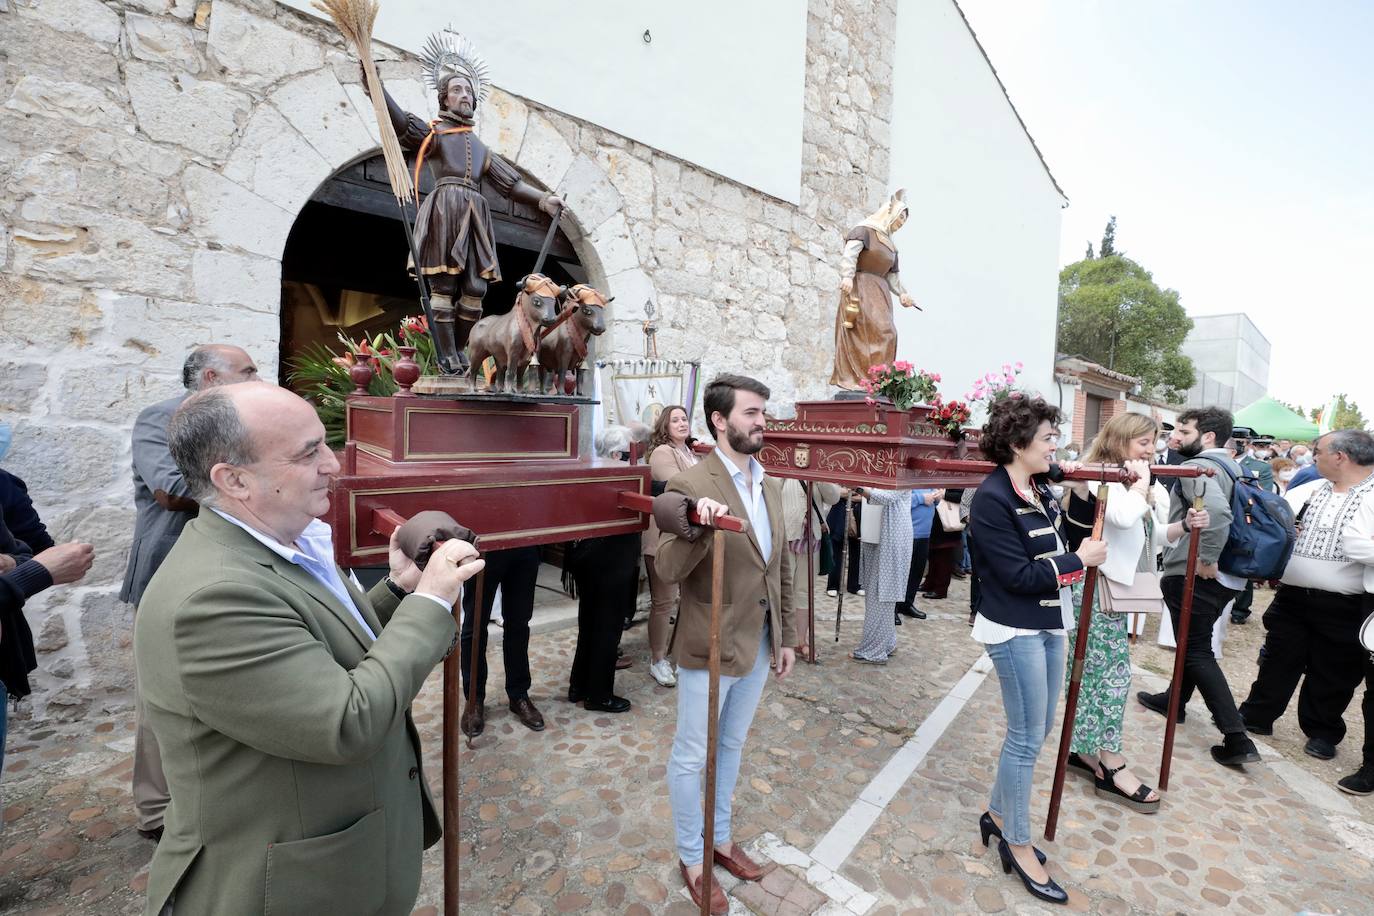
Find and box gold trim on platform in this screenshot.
[401,406,574,460]
[346,403,393,449]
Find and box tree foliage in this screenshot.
[1056,254,1196,402]
[1331,394,1367,431]
[1099,216,1117,257]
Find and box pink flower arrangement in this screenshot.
[860,362,942,409]
[969,362,1027,407]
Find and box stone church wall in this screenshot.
[0,0,894,716]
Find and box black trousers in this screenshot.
[568,533,639,702]
[1162,575,1244,736]
[1238,585,1368,744]
[825,499,862,594]
[1360,646,1374,767]
[922,539,959,598]
[1231,580,1256,621]
[900,537,931,611]
[460,546,540,704]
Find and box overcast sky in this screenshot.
[959,0,1373,419]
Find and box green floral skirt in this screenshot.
[1065,581,1131,754]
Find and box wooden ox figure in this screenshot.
[537,284,609,396]
[468,273,563,393]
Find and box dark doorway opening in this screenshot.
[279,152,585,383]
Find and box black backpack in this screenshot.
[1199,457,1296,580]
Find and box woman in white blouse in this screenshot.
[1061,413,1172,813]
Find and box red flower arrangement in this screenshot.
[928,398,972,440]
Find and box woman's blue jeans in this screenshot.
[985,632,1065,845]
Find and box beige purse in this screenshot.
[1101,572,1165,614]
[935,499,964,532]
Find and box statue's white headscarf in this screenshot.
[857,188,908,238]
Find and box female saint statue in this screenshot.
[829,189,919,390]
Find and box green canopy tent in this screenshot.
[1233,396,1320,441]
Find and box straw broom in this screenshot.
[313,0,414,205]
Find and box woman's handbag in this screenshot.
[1100,571,1166,614]
[935,499,964,533]
[1359,600,1374,652]
[860,501,884,544]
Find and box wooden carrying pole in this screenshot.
[804,481,817,663]
[1045,482,1109,841]
[1159,494,1205,791]
[700,531,727,915]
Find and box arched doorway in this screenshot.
[278,151,586,377]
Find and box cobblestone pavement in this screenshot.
[1,577,1371,914]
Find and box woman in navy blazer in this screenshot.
[969,396,1106,906]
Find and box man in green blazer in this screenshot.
[135,383,483,915]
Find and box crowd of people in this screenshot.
[1,345,1372,912]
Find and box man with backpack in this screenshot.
[1137,407,1270,766]
[1238,430,1374,762]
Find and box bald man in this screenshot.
[121,344,258,840]
[135,383,481,915]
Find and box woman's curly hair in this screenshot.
[979,395,1062,465]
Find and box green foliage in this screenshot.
[1056,254,1196,402]
[285,321,438,447]
[1099,216,1117,257]
[1275,399,1308,419]
[1331,394,1368,431]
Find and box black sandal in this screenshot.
[1094,763,1161,814]
[1067,752,1099,781]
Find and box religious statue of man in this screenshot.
[370,32,563,372]
[829,189,919,391]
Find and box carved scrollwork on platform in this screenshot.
[767,420,883,435]
[759,443,788,468]
[815,446,900,478]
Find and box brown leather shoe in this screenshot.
[509,696,545,732]
[460,703,485,737]
[714,843,766,881]
[679,861,728,915]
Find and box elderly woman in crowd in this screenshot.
[642,406,699,687]
[567,423,650,714]
[849,487,912,664]
[970,396,1106,906]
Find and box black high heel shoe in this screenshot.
[997,838,1068,905]
[978,812,1046,864]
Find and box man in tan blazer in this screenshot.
[134,383,483,915]
[654,373,796,914]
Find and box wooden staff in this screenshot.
[443,613,462,916]
[1045,482,1109,841]
[1159,494,1205,791]
[699,531,727,916]
[804,480,817,663]
[835,494,856,642]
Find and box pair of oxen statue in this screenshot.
[468,274,609,396]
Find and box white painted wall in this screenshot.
[886,0,1065,412]
[278,0,808,202]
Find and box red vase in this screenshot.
[348,360,374,396]
[393,346,420,397]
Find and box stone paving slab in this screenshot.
[0,578,1370,915]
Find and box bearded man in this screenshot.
[651,373,797,913]
[371,33,562,371]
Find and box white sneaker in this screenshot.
[649,658,677,687]
[857,589,866,597]
[826,589,838,598]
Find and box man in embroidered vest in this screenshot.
[369,34,562,371]
[1238,430,1374,763]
